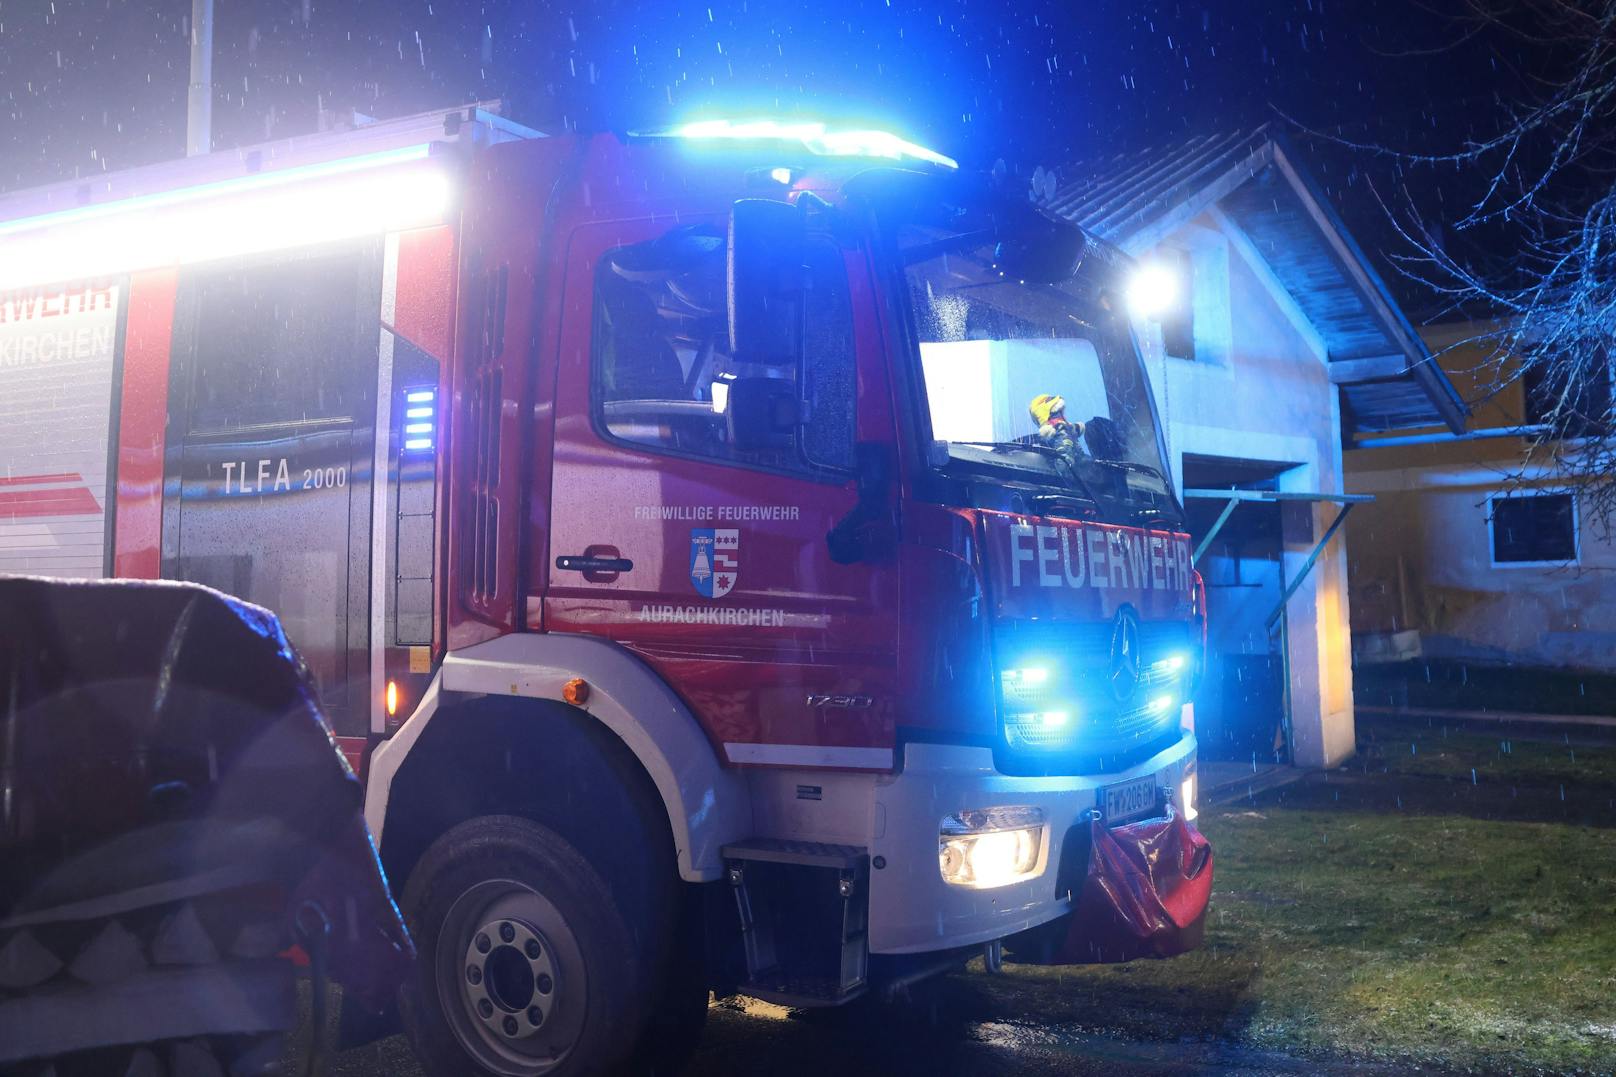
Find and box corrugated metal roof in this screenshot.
[1049,125,1466,435]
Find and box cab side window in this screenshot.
[592,222,857,474]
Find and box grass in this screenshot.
[963,723,1616,1074]
[1350,711,1616,789]
[1355,713,1616,789]
[1355,659,1616,719]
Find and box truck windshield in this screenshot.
[896,211,1177,521]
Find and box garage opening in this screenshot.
[1182,455,1292,764]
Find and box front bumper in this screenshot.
[868,732,1200,956]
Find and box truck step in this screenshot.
[735,973,868,1009]
[722,839,870,1009]
[721,838,867,870]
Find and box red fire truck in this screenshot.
[0,106,1212,1075]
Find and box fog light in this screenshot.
[939,807,1046,889]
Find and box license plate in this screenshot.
[1100,775,1159,826]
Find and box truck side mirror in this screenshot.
[728,198,806,365]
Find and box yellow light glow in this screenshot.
[386,679,399,717]
[939,822,1044,889]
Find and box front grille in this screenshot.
[995,618,1191,774]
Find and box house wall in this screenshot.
[1132,211,1356,768]
[1346,324,1616,672]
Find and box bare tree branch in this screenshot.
[1371,0,1616,522]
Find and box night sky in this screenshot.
[0,1,1559,305]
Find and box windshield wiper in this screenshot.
[948,441,1105,509]
[899,229,996,267]
[949,439,1062,458]
[1084,456,1169,483]
[1128,504,1181,526]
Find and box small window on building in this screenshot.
[1489,493,1578,565]
[593,223,857,474]
[1160,247,1195,361]
[1521,350,1612,439]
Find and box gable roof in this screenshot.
[1048,126,1466,435]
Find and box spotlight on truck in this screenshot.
[1126,260,1181,319]
[0,143,452,290]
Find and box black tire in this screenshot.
[398,815,647,1077]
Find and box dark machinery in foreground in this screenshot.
[0,576,412,1075]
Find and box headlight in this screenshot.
[938,806,1046,889]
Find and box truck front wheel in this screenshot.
[399,815,645,1077]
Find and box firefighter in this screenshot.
[1029,393,1086,463]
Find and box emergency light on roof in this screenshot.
[670,119,959,170]
[0,144,451,292]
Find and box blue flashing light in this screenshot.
[670,119,958,170]
[401,385,436,454]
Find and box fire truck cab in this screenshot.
[0,107,1211,1076]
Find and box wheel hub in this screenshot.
[462,918,558,1042]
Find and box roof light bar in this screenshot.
[671,119,958,170]
[0,144,450,291]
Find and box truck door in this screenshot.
[162,245,380,734]
[545,217,900,769]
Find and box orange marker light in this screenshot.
[386,679,399,717]
[563,677,590,706]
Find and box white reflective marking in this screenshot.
[723,743,894,769]
[370,233,400,735]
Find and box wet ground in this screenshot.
[315,989,1423,1077]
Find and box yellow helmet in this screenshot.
[1029,393,1066,428]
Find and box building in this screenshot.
[1346,322,1616,674]
[1050,127,1466,768]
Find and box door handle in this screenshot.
[556,545,633,581]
